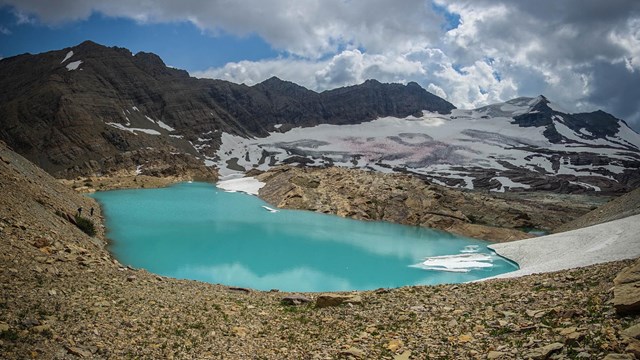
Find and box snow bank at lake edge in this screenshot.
[487,214,640,279]
[216,176,265,196]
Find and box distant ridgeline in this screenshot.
[0,40,638,194]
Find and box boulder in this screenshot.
[621,323,640,340]
[613,260,640,315]
[315,294,362,308]
[281,295,312,306]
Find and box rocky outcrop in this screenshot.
[256,166,594,241]
[613,259,640,315]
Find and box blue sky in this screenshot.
[1,0,639,130]
[0,9,279,70]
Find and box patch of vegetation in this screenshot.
[74,215,96,236]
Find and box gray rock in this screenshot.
[621,323,640,340]
[614,261,640,315]
[602,354,634,360]
[281,295,312,306]
[526,342,563,360]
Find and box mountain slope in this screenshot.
[216,95,640,193]
[0,41,454,178]
[1,40,638,194]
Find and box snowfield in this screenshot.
[488,214,640,279]
[213,97,640,191]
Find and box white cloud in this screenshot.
[3,0,640,128]
[0,26,11,35]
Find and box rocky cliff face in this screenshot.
[255,166,593,241]
[0,41,454,178]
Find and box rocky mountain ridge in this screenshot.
[1,40,638,195]
[0,40,453,178]
[220,95,640,194]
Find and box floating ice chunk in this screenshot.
[411,253,494,273]
[66,60,82,71]
[61,51,73,63]
[460,245,480,253]
[261,205,279,213]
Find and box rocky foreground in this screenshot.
[2,141,640,359]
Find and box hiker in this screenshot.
[90,207,94,216]
[77,207,82,216]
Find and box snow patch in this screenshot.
[548,101,570,113]
[61,51,73,63]
[105,122,161,135]
[216,176,265,196]
[274,124,283,129]
[66,60,82,71]
[492,176,531,192]
[488,214,640,279]
[156,120,175,132]
[569,181,601,192]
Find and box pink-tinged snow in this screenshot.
[488,214,640,279]
[60,51,73,64]
[211,101,640,190]
[66,60,82,71]
[105,122,161,135]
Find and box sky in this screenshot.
[1,0,640,131]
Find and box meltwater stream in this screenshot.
[92,182,517,292]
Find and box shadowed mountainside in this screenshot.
[0,40,453,178]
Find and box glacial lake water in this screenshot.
[92,182,517,292]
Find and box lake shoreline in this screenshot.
[2,140,639,358]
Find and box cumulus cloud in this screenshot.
[3,0,640,129]
[0,0,445,58]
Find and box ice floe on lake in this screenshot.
[261,205,279,213]
[411,253,495,273]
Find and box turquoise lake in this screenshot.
[92,182,517,292]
